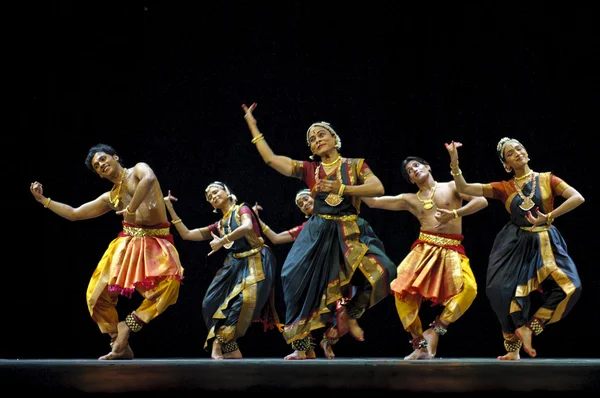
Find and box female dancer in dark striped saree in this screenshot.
[242,103,397,360]
[164,183,279,359]
[445,138,584,360]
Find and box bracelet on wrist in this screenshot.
[171,218,182,225]
[338,184,346,197]
[452,209,459,219]
[450,168,463,176]
[125,206,136,216]
[43,197,52,208]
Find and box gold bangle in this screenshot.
[171,218,182,225]
[261,224,270,234]
[547,211,553,225]
[224,234,232,243]
[43,197,52,208]
[125,205,136,216]
[452,209,459,219]
[251,134,265,144]
[450,168,463,176]
[338,184,346,197]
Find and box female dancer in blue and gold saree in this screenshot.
[446,138,584,360]
[164,182,279,359]
[242,103,397,360]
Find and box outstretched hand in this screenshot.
[30,181,44,201]
[164,190,178,203]
[444,141,462,165]
[241,102,258,125]
[252,202,263,213]
[525,207,550,228]
[208,231,225,256]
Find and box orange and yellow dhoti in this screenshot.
[86,222,184,334]
[392,231,477,335]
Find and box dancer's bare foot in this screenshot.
[306,348,317,359]
[99,321,132,360]
[515,325,536,357]
[348,319,365,341]
[423,327,439,357]
[284,350,307,360]
[497,351,520,361]
[211,340,224,360]
[404,348,433,360]
[320,339,336,359]
[223,349,242,359]
[98,344,134,360]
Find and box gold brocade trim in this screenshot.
[123,225,170,237]
[520,225,550,232]
[233,245,264,259]
[505,191,518,213]
[555,181,570,196]
[317,214,358,221]
[203,251,266,349]
[539,172,552,214]
[511,230,578,324]
[418,231,462,247]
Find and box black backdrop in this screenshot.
[14,2,597,360]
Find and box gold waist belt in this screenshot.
[233,245,264,259]
[418,231,462,247]
[317,214,358,221]
[520,225,550,233]
[123,225,170,237]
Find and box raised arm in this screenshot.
[242,103,295,177]
[362,194,410,211]
[456,191,489,216]
[164,190,212,241]
[30,181,113,221]
[445,141,487,197]
[252,202,295,245]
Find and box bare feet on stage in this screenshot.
[284,350,308,360]
[423,327,439,357]
[98,321,133,360]
[515,325,536,357]
[497,351,521,361]
[223,349,243,359]
[211,340,224,360]
[320,339,335,359]
[348,319,365,341]
[404,347,433,360]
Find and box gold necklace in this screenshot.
[514,171,533,181]
[514,172,536,211]
[416,181,437,210]
[109,168,127,207]
[321,154,341,167]
[315,159,344,206]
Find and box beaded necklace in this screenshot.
[514,172,536,211]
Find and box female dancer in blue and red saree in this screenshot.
[242,102,397,360]
[446,137,584,360]
[164,182,279,359]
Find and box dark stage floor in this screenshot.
[1,358,598,394]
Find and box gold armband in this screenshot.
[251,134,265,144]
